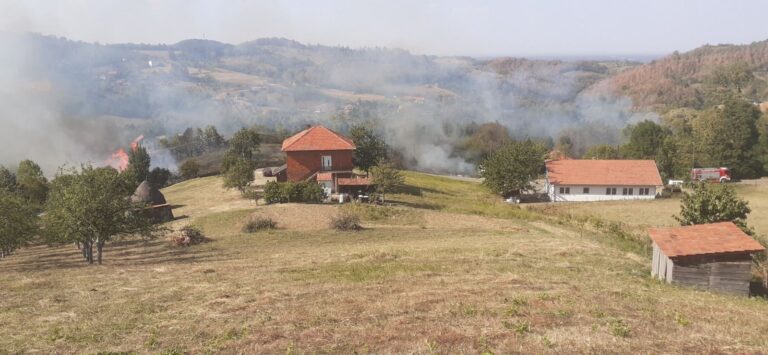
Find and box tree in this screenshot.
[674,183,752,234]
[43,165,155,264]
[480,140,548,197]
[0,165,16,192]
[125,145,151,188]
[582,145,620,160]
[692,98,762,178]
[459,122,511,163]
[222,127,261,192]
[554,135,574,158]
[350,124,388,174]
[16,159,48,208]
[148,167,172,189]
[202,125,226,151]
[621,120,669,159]
[179,159,201,180]
[0,189,38,258]
[371,162,404,203]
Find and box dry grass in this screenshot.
[532,181,768,236]
[1,174,768,353]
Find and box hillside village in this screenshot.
[3,120,768,353]
[4,4,768,352]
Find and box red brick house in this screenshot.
[278,126,372,195]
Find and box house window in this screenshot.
[583,187,590,194]
[606,187,617,195]
[559,187,570,194]
[321,155,332,170]
[639,187,650,195]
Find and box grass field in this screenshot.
[533,180,768,236]
[2,173,768,353]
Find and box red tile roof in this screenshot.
[648,222,764,258]
[546,159,662,186]
[338,177,373,186]
[281,126,356,152]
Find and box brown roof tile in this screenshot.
[546,159,662,186]
[281,126,356,152]
[648,222,764,258]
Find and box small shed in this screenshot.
[648,222,764,296]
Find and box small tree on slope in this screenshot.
[43,165,156,264]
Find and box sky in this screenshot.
[1,0,767,57]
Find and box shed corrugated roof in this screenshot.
[281,126,356,152]
[648,222,764,258]
[546,159,663,186]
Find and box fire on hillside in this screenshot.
[105,135,144,171]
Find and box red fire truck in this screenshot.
[691,167,731,183]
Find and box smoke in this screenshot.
[0,32,657,176]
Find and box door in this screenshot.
[321,155,332,170]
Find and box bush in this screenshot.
[330,211,362,231]
[264,181,325,204]
[179,159,201,180]
[242,216,277,233]
[168,226,206,247]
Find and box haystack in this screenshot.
[131,181,174,222]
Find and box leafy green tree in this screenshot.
[674,183,752,234]
[16,159,48,207]
[125,145,151,188]
[222,127,261,192]
[0,189,38,258]
[582,145,620,159]
[481,140,547,197]
[0,165,16,192]
[44,165,155,264]
[693,98,762,178]
[371,162,405,203]
[459,122,512,163]
[350,124,388,174]
[621,120,669,159]
[148,167,172,189]
[179,159,201,180]
[202,125,226,151]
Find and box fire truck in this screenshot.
[691,167,731,183]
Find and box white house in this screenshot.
[545,159,663,202]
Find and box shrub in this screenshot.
[242,216,277,233]
[264,181,325,204]
[168,226,206,247]
[330,211,362,231]
[179,159,201,180]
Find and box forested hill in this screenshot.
[599,40,768,111]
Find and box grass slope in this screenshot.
[1,173,768,353]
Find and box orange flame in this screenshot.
[105,134,144,171]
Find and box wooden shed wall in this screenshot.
[671,261,752,296]
[651,242,753,296]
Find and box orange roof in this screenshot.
[281,126,356,152]
[546,159,662,186]
[338,177,373,186]
[316,172,333,181]
[648,222,764,258]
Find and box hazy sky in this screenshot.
[1,0,767,56]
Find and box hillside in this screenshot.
[599,40,768,110]
[2,172,768,353]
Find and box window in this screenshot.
[583,187,590,194]
[321,155,332,170]
[559,187,570,194]
[622,188,634,195]
[606,187,616,195]
[638,187,650,196]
